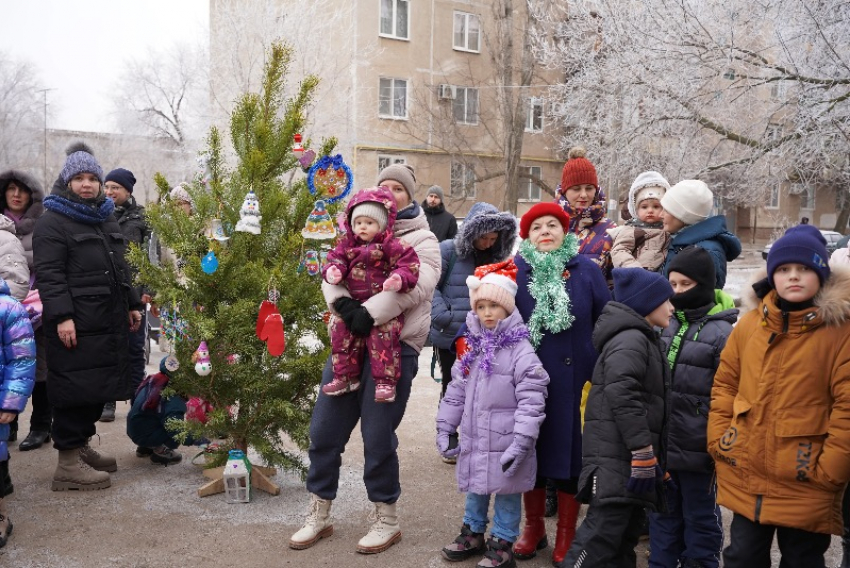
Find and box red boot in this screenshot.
[513,488,548,560]
[552,491,580,565]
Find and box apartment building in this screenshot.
[209,0,564,218]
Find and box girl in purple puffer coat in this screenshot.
[436,259,549,568]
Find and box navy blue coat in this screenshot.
[660,215,741,290]
[515,251,610,481]
[126,380,188,450]
[660,292,738,472]
[430,203,517,350]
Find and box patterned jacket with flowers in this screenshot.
[708,266,850,535]
[556,194,616,284]
[323,187,420,302]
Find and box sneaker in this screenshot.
[150,446,182,466]
[478,537,516,568]
[322,378,360,397]
[374,384,396,403]
[441,455,457,465]
[99,402,116,423]
[442,524,486,562]
[136,446,154,458]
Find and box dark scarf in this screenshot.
[114,195,138,220]
[557,194,608,231]
[671,285,715,311]
[626,218,664,230]
[43,189,114,225]
[396,201,421,220]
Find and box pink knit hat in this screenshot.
[467,259,519,313]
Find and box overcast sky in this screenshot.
[0,1,208,133]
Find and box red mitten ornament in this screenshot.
[256,300,278,338]
[260,313,286,356]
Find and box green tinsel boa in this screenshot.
[518,234,580,347]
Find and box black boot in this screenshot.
[99,402,116,423]
[7,416,16,443]
[19,430,50,451]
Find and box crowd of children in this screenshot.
[434,162,850,568]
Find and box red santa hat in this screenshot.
[466,259,519,313]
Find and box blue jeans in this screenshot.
[463,492,521,543]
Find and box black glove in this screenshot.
[333,297,362,329]
[349,307,375,337]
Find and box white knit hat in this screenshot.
[660,180,714,226]
[628,171,670,219]
[350,201,389,232]
[466,260,518,314]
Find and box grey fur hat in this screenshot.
[454,201,518,260]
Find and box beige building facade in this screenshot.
[209,0,564,219]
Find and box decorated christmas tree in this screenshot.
[130,43,336,492]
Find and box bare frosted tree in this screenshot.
[110,42,209,149]
[0,50,44,169]
[531,0,850,229]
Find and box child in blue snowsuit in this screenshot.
[0,276,36,548]
[650,246,737,567]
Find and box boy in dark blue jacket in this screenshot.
[651,246,738,568]
[126,357,186,466]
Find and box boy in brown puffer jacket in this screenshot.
[708,224,850,567]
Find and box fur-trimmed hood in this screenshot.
[0,169,45,236]
[742,264,850,327]
[454,202,517,260]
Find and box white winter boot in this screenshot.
[356,501,402,554]
[289,493,333,550]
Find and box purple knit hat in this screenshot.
[61,151,104,185]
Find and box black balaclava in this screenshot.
[668,246,716,310]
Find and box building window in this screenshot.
[520,166,542,201]
[453,12,480,52]
[722,68,736,80]
[767,185,780,209]
[800,185,816,210]
[380,0,409,40]
[450,161,476,199]
[378,155,406,174]
[453,87,479,125]
[770,80,788,101]
[379,78,408,119]
[526,99,544,132]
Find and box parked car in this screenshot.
[762,229,844,260]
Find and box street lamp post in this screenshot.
[35,88,55,190]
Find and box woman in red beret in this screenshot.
[512,203,611,565]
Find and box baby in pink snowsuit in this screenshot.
[323,187,420,403]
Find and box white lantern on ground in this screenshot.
[223,449,252,503]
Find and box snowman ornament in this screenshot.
[235,190,262,235]
[193,341,213,376]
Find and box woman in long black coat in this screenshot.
[33,148,143,491]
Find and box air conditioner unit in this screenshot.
[549,102,568,116]
[438,84,456,100]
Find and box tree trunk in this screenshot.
[834,186,850,233]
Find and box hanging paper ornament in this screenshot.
[234,190,262,235]
[206,218,230,242]
[193,341,212,376]
[226,354,241,365]
[335,211,348,238]
[299,149,316,171]
[292,133,305,159]
[296,257,306,274]
[307,154,353,204]
[201,250,219,274]
[268,288,280,303]
[163,354,180,373]
[305,250,320,276]
[259,313,286,356]
[301,200,336,240]
[320,246,330,271]
[256,300,279,339]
